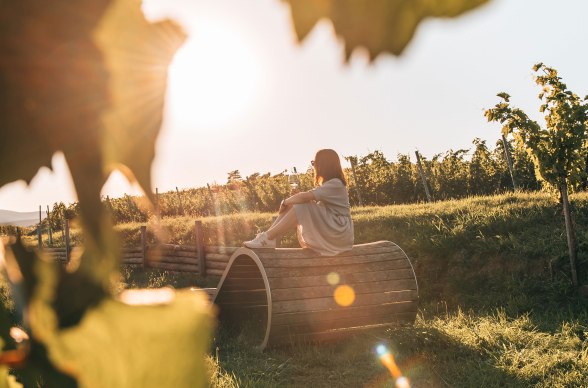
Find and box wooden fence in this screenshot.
[41,243,238,277]
[38,221,237,277]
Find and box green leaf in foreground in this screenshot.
[283,0,491,59]
[40,289,214,388]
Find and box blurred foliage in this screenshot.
[284,0,490,59]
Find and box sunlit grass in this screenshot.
[201,307,588,387]
[11,191,588,386]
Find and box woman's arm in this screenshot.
[284,191,315,205]
[279,190,315,213]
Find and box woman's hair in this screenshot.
[314,149,347,186]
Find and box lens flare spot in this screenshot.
[326,272,340,285]
[379,351,410,388]
[120,287,175,306]
[396,376,411,388]
[334,284,355,306]
[376,344,388,356]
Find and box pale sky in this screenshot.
[1,0,587,212]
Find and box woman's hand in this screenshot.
[279,191,315,214]
[278,199,290,214]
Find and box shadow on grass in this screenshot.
[211,325,529,388]
[388,325,529,388]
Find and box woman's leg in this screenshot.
[266,207,298,240]
[269,212,286,228]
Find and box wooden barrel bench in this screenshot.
[210,241,418,350]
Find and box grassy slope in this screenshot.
[114,191,588,387]
[15,192,587,386]
[118,191,588,305]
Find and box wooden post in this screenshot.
[64,218,70,263]
[141,225,147,268]
[37,225,42,250]
[46,205,53,245]
[155,187,160,220]
[502,135,518,191]
[206,184,215,216]
[176,187,184,216]
[194,221,206,277]
[560,181,578,287]
[37,206,42,249]
[348,157,364,207]
[415,150,432,202]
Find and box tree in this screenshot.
[485,63,588,287]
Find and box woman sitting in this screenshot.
[244,149,354,256]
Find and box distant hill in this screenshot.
[0,209,46,227]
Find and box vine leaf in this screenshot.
[0,0,185,285]
[37,288,214,387]
[0,0,215,385]
[283,0,490,59]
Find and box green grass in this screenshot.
[115,191,588,307]
[7,192,587,386]
[115,191,588,387]
[203,309,588,387]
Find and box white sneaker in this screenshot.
[243,232,276,249]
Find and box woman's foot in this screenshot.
[243,232,276,249]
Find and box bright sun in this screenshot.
[167,20,263,130]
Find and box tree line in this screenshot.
[35,136,551,227]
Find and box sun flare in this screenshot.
[167,20,263,131]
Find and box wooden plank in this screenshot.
[206,261,228,270]
[146,256,198,265]
[271,308,417,335]
[269,314,416,345]
[259,252,408,268]
[218,279,265,291]
[227,268,260,276]
[271,278,417,302]
[268,268,415,289]
[217,303,268,309]
[156,243,184,251]
[205,246,239,255]
[206,269,225,276]
[216,289,267,304]
[272,289,418,314]
[264,259,411,278]
[229,263,258,269]
[154,250,197,259]
[253,241,399,260]
[272,301,417,326]
[218,306,267,323]
[206,253,231,262]
[224,267,260,275]
[178,245,198,252]
[221,278,265,288]
[173,251,198,258]
[147,262,199,272]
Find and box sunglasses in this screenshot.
[311,160,315,166]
